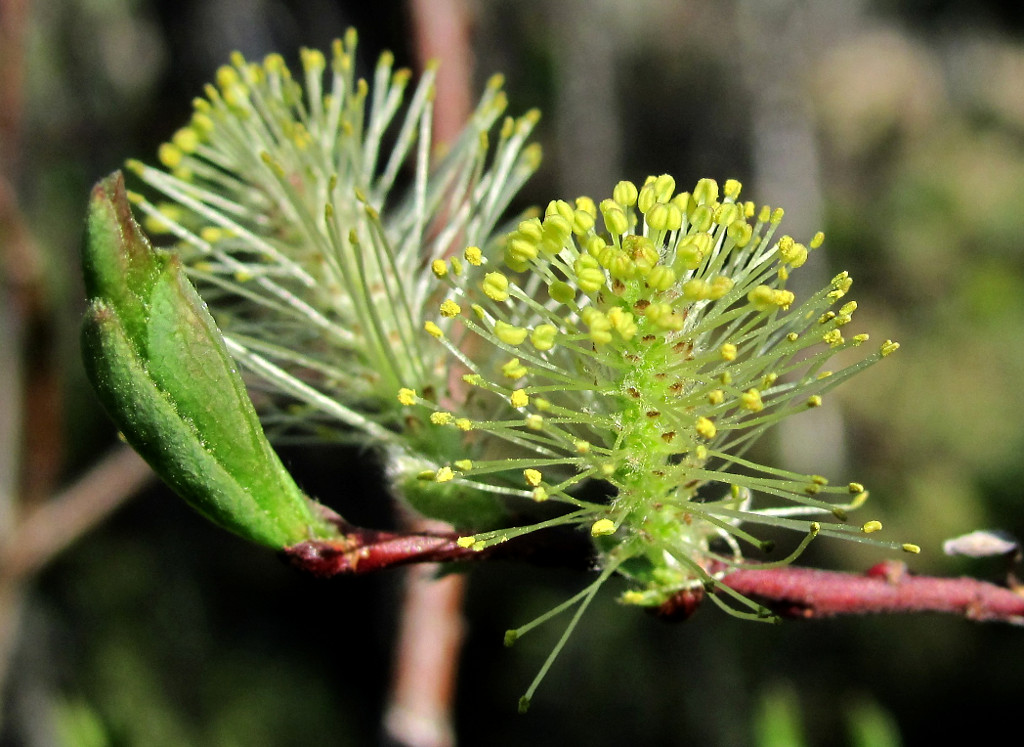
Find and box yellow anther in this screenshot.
[646,202,682,232]
[462,373,482,386]
[740,388,764,412]
[455,418,472,431]
[682,278,710,301]
[881,340,900,357]
[482,272,510,301]
[647,265,676,291]
[728,219,753,248]
[397,388,417,406]
[693,178,719,205]
[612,180,639,208]
[532,487,549,502]
[695,416,717,439]
[575,255,607,294]
[621,591,646,605]
[301,47,326,71]
[507,235,539,265]
[591,518,617,537]
[424,321,443,338]
[158,142,183,169]
[572,208,596,235]
[191,112,214,136]
[510,389,529,408]
[599,199,629,236]
[708,389,725,405]
[810,231,825,249]
[575,439,591,454]
[676,233,711,269]
[806,395,822,408]
[457,536,476,548]
[430,412,453,425]
[431,259,448,278]
[720,343,738,361]
[524,468,543,487]
[848,482,865,494]
[624,235,659,267]
[171,127,200,153]
[545,199,574,223]
[530,324,557,351]
[435,467,454,483]
[902,543,922,554]
[439,299,461,318]
[862,520,883,534]
[516,217,543,241]
[464,245,483,265]
[573,195,597,218]
[713,202,742,227]
[832,272,853,294]
[581,308,613,344]
[494,320,528,346]
[607,307,637,340]
[501,358,527,379]
[708,275,734,299]
[774,289,795,309]
[748,285,794,311]
[607,252,637,281]
[823,329,844,347]
[454,460,473,471]
[525,414,544,430]
[852,332,871,345]
[778,236,808,268]
[651,172,675,200]
[549,281,576,305]
[199,227,223,243]
[644,302,683,330]
[724,179,742,199]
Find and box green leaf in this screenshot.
[81,171,332,548]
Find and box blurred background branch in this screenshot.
[1,0,155,730]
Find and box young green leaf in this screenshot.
[82,171,333,548]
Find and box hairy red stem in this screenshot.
[719,560,1024,624]
[286,532,1024,625]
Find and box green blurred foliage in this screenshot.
[5,0,1024,745]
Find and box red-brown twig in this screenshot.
[285,532,1024,625]
[719,560,1024,624]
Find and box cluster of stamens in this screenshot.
[399,175,911,707]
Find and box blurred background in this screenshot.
[2,0,1024,744]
